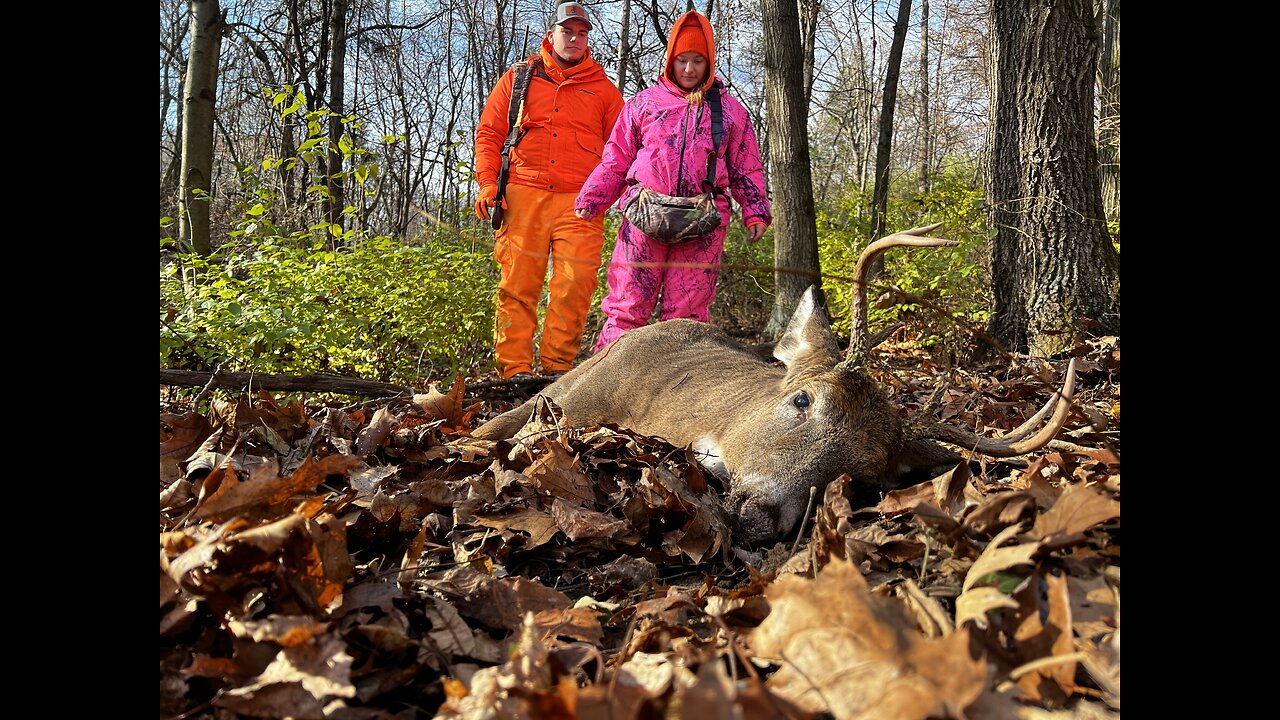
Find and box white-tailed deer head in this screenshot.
[472,224,1076,544]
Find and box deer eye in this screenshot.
[793,391,811,410]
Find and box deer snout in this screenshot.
[726,483,806,546]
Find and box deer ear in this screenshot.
[773,286,841,372]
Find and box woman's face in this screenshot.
[673,52,708,91]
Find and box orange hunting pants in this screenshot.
[493,183,605,378]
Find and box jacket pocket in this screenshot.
[574,132,602,158]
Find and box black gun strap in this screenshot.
[702,87,723,194]
[503,58,538,152]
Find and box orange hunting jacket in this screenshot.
[475,38,624,195]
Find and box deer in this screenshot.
[471,224,1077,545]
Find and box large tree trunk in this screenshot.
[761,0,823,338]
[985,0,1120,357]
[178,0,224,256]
[1097,0,1120,226]
[868,0,913,278]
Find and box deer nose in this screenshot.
[727,489,794,546]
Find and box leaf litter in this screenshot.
[160,336,1119,719]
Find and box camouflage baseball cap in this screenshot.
[552,2,593,31]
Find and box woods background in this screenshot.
[159,0,1120,386]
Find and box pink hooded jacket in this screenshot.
[574,13,771,230]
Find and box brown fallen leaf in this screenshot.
[434,612,572,719]
[1007,571,1076,704]
[931,461,973,517]
[527,442,598,507]
[422,566,574,634]
[194,453,363,522]
[550,497,627,541]
[160,411,213,460]
[752,558,987,719]
[963,491,1038,538]
[355,405,397,457]
[876,480,937,517]
[676,659,738,720]
[962,524,1042,593]
[414,374,466,423]
[226,615,328,648]
[533,605,605,645]
[470,506,561,549]
[215,633,356,719]
[1029,484,1120,547]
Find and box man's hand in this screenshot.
[747,222,767,244]
[474,185,499,221]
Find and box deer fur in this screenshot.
[472,287,958,544]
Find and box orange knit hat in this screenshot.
[671,24,708,61]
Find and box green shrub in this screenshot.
[161,235,497,386]
[815,159,991,352]
[161,89,498,388]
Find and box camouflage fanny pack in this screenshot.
[621,88,725,245]
[622,188,721,244]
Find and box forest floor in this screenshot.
[160,331,1120,720]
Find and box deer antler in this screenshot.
[907,358,1078,457]
[846,223,958,362]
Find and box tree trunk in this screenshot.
[985,0,1120,357]
[918,0,931,194]
[861,7,877,194]
[761,0,823,338]
[1097,0,1120,226]
[868,0,913,278]
[326,0,350,232]
[178,0,224,256]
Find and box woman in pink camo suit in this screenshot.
[574,9,772,351]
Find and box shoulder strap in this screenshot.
[507,58,537,131]
[702,87,723,194]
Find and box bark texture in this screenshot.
[178,0,224,255]
[868,0,913,278]
[985,0,1120,357]
[761,0,823,338]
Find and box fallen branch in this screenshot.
[160,369,413,397]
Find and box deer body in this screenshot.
[474,290,913,543]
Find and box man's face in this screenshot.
[550,19,589,66]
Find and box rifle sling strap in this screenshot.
[503,58,540,155]
[702,87,723,195]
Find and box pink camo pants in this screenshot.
[594,219,727,351]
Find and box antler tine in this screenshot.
[847,223,958,362]
[909,358,1078,457]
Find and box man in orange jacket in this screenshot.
[474,2,624,378]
